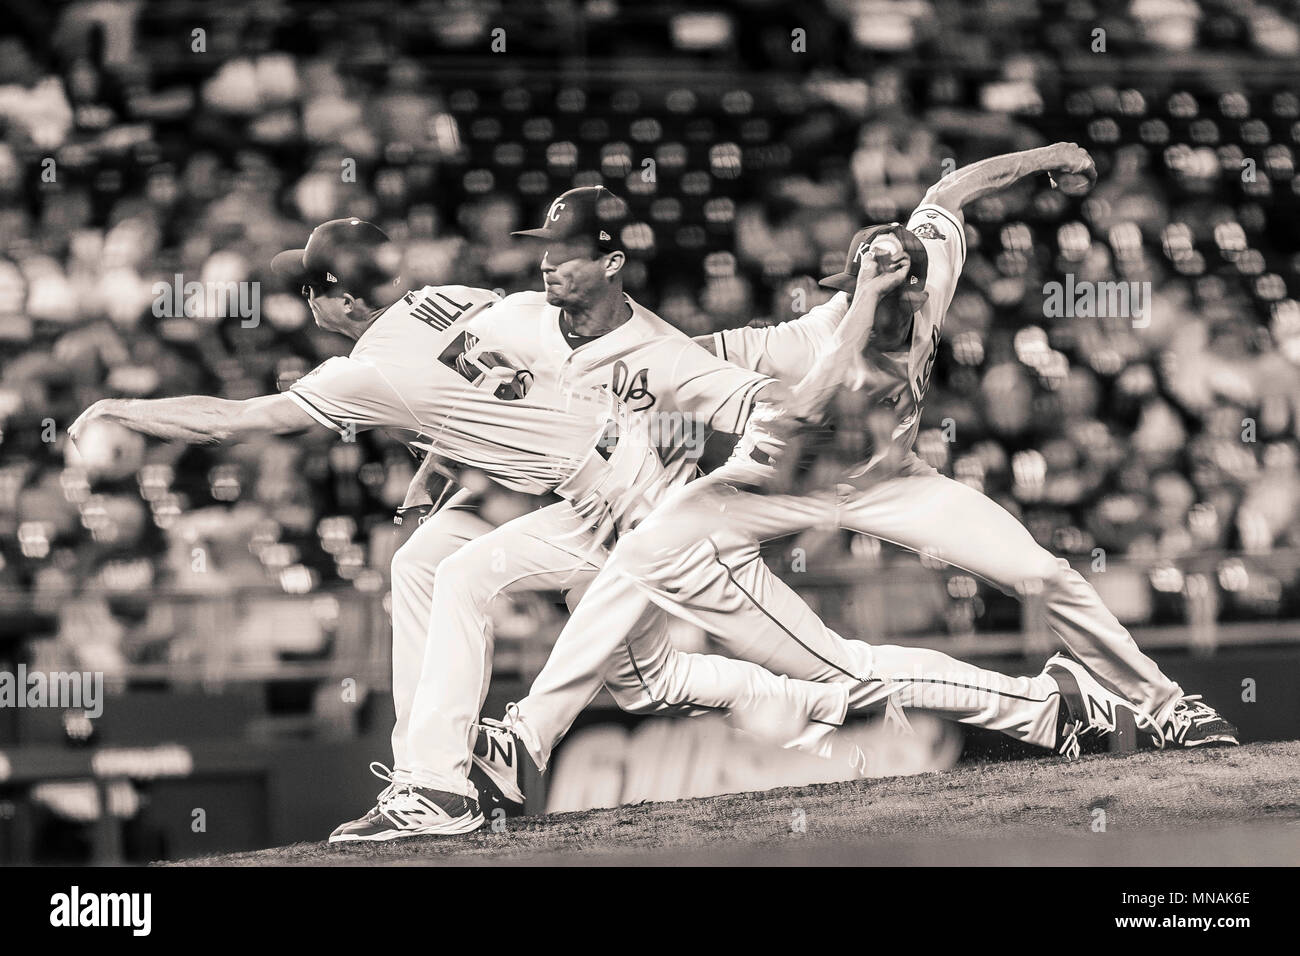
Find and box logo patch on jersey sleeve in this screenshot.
[911,222,946,242]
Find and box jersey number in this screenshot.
[439,331,534,401]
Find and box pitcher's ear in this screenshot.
[603,250,626,278]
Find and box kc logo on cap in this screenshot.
[512,185,630,252]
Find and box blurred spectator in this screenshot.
[0,0,1297,648]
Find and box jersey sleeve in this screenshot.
[286,356,406,435]
[667,339,776,435]
[906,203,966,312]
[710,293,849,384]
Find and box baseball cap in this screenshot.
[512,186,628,253]
[271,218,401,298]
[820,223,929,294]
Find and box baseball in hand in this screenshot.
[1052,171,1092,196]
[65,419,145,480]
[871,234,905,261]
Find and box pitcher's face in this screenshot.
[539,240,607,308]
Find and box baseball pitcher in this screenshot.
[386,187,849,828]
[72,215,864,841]
[476,144,1237,801]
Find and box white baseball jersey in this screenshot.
[389,290,780,795]
[286,284,624,496]
[714,203,967,476]
[466,291,775,487]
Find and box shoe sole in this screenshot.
[472,754,525,804]
[1177,736,1240,748]
[328,813,485,843]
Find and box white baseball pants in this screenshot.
[391,499,848,797]
[513,452,1183,765]
[512,502,1064,769]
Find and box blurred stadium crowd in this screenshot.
[2,0,1300,670]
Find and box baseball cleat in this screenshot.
[328,763,483,843]
[1155,695,1240,748]
[472,716,526,806]
[1045,654,1150,759]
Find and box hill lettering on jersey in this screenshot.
[405,289,475,331]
